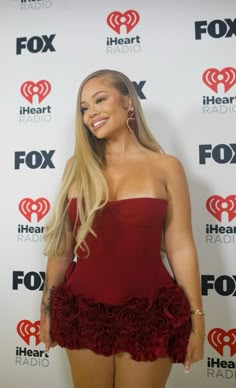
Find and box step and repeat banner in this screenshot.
[1,0,235,387]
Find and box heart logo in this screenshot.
[208,328,236,356]
[107,10,140,34]
[17,320,41,346]
[19,197,50,222]
[202,67,236,93]
[206,195,236,222]
[20,80,51,103]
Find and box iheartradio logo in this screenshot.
[19,197,50,222]
[208,328,236,356]
[17,320,41,346]
[206,195,236,222]
[202,67,236,93]
[20,80,51,104]
[107,10,140,34]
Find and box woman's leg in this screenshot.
[66,348,115,388]
[114,352,172,388]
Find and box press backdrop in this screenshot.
[1,0,236,387]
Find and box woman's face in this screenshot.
[80,77,130,139]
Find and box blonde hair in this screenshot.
[43,69,163,258]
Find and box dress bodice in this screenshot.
[66,197,175,304]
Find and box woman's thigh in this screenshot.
[66,348,114,388]
[114,352,172,388]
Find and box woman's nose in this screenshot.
[88,105,99,117]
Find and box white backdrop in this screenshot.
[1,0,236,387]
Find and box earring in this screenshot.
[126,109,136,133]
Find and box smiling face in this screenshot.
[80,77,131,140]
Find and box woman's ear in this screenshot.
[128,96,133,110]
[123,95,132,110]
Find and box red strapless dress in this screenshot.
[51,198,191,362]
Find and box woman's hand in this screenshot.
[39,312,58,352]
[184,331,205,372]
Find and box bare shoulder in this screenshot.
[63,156,74,178]
[65,155,74,168]
[159,153,185,174]
[65,156,74,172]
[151,152,181,165]
[148,153,189,201]
[148,152,185,177]
[158,156,190,209]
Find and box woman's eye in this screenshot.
[96,98,105,104]
[80,107,87,115]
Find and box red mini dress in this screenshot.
[51,197,191,362]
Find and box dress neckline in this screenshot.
[67,197,167,205]
[107,197,167,204]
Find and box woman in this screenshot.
[40,69,205,388]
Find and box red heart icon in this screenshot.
[20,80,51,103]
[208,328,236,356]
[19,197,50,222]
[202,67,236,93]
[206,195,236,222]
[107,10,140,34]
[17,320,41,346]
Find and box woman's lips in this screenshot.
[92,118,108,130]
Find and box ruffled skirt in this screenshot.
[51,283,191,363]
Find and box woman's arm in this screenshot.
[41,156,75,313]
[40,157,75,350]
[40,218,75,315]
[40,214,75,351]
[163,155,205,370]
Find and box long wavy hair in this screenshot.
[43,69,163,258]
